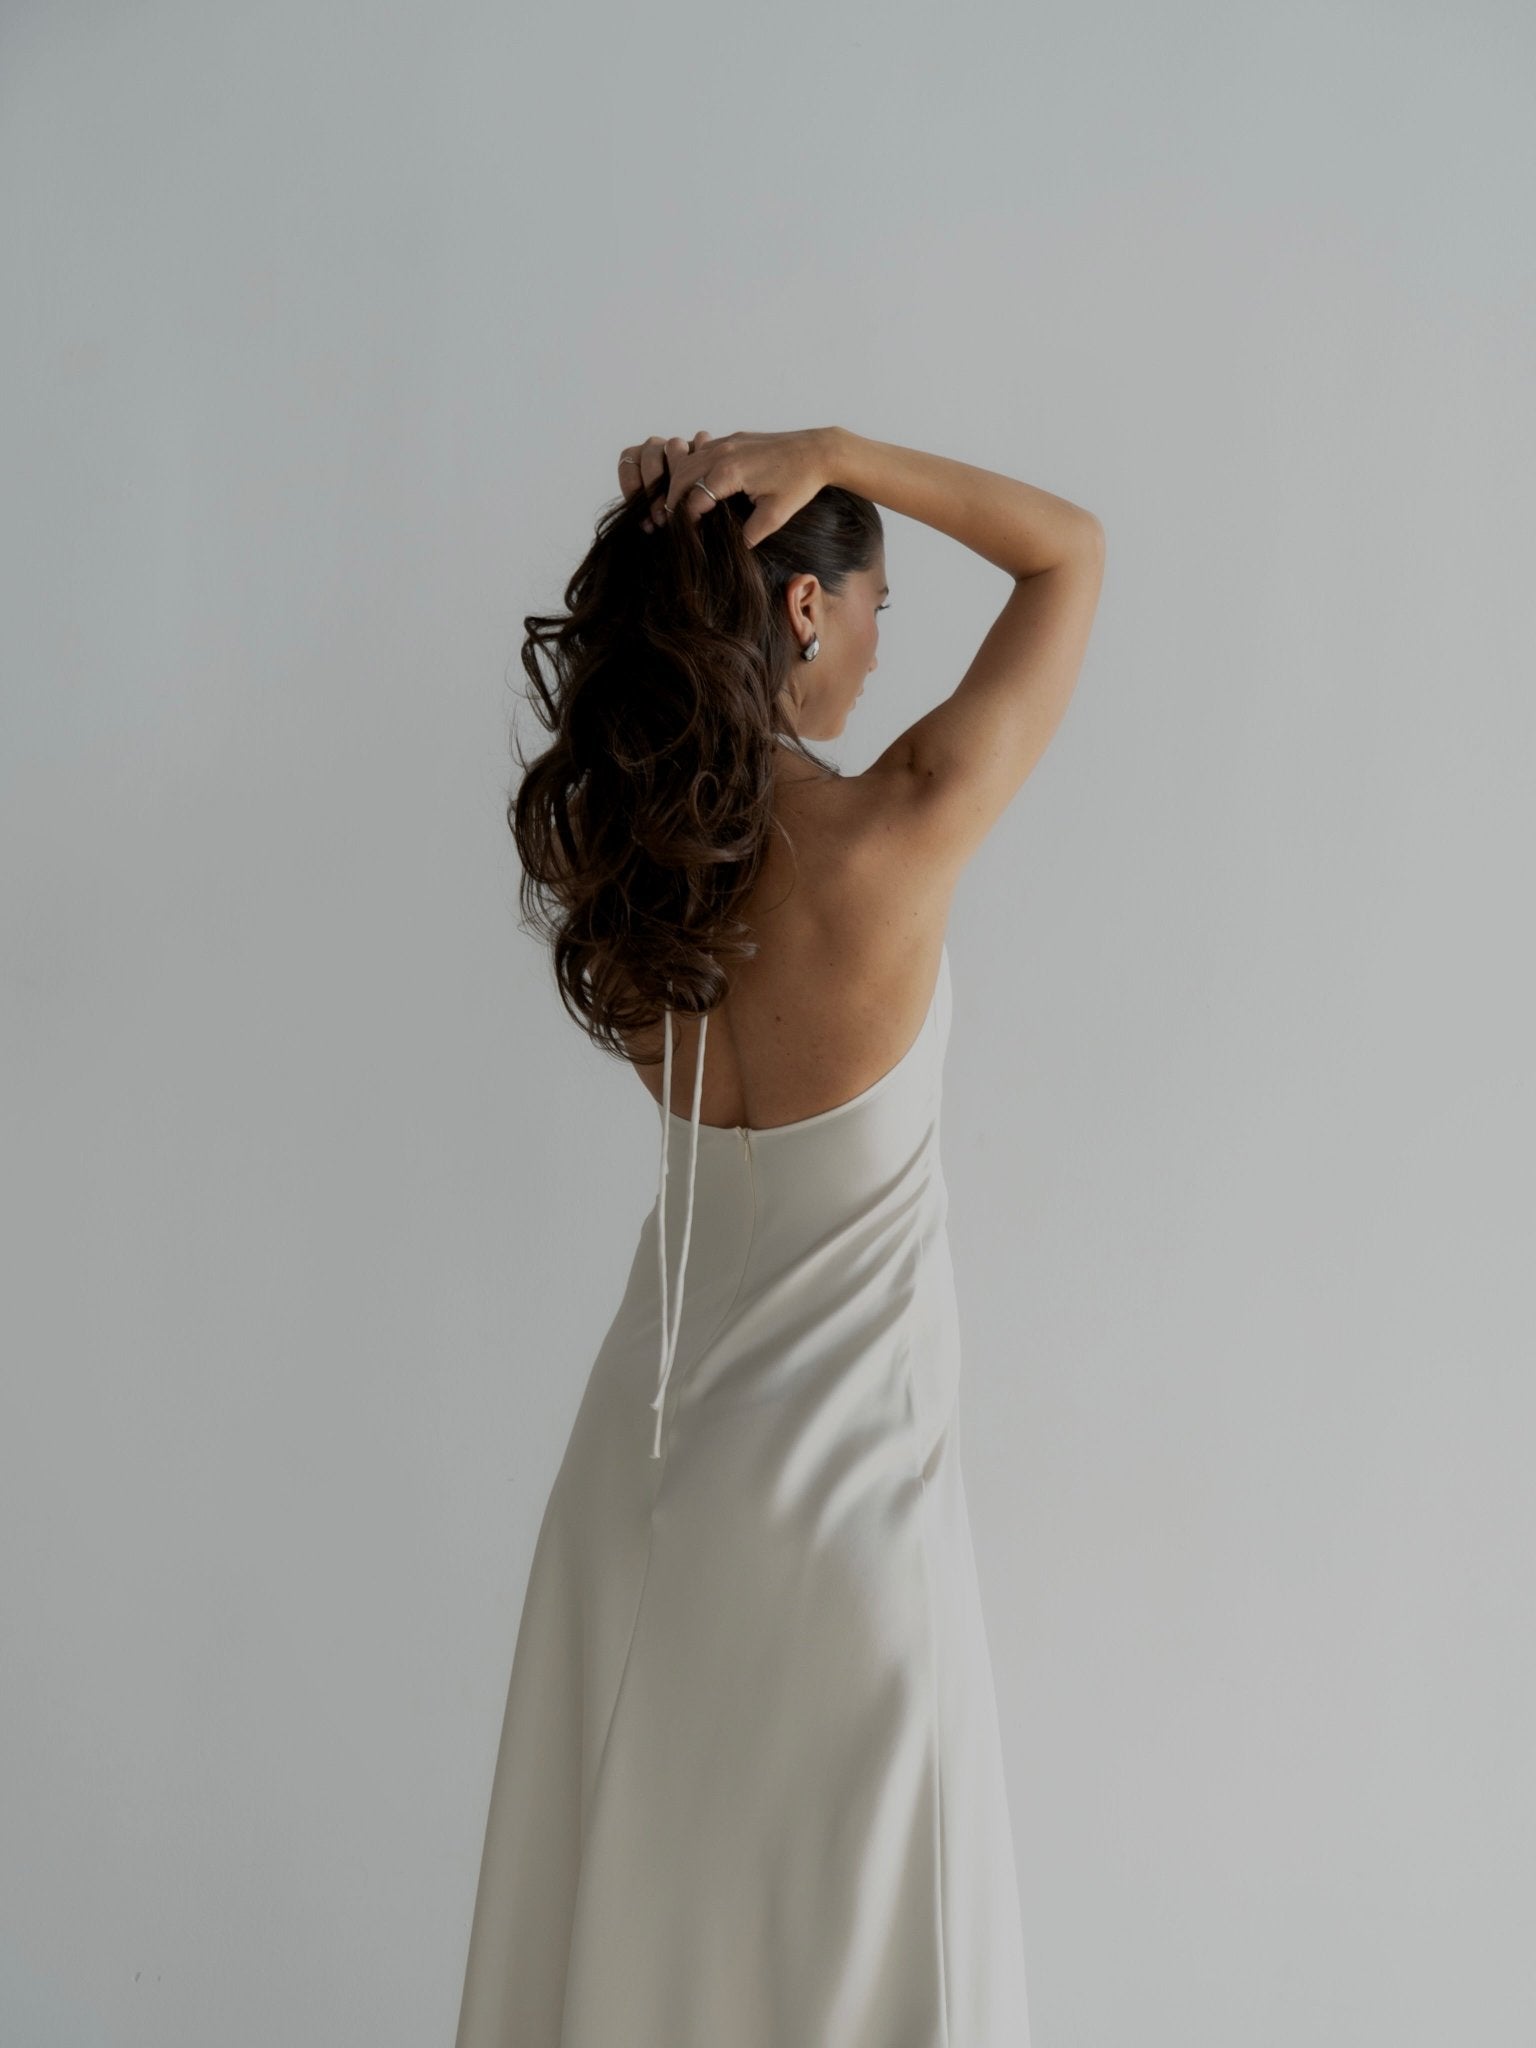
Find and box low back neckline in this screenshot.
[646,942,948,1459]
[662,941,948,1141]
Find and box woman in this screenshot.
[456,425,1106,2048]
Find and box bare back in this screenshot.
[627,519,1106,1129]
[625,757,953,1133]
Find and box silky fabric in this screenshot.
[455,940,1032,2047]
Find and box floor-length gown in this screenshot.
[455,940,1033,2046]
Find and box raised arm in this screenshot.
[827,427,1106,876]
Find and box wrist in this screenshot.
[815,424,848,484]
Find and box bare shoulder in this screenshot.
[855,528,1107,878]
[755,767,957,1006]
[713,764,954,1035]
[821,761,958,943]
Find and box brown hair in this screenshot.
[509,479,884,1062]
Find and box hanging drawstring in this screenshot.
[651,991,707,1458]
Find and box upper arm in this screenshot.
[865,521,1106,878]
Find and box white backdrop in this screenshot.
[3,3,1532,2043]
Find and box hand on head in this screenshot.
[616,432,716,533]
[615,428,832,549]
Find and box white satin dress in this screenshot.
[455,939,1033,2047]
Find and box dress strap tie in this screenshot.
[651,990,707,1458]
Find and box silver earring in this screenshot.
[802,634,820,662]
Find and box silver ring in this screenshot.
[619,456,641,469]
[690,480,719,503]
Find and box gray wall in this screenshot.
[3,2,1531,2042]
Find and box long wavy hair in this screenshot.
[510,478,884,1063]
